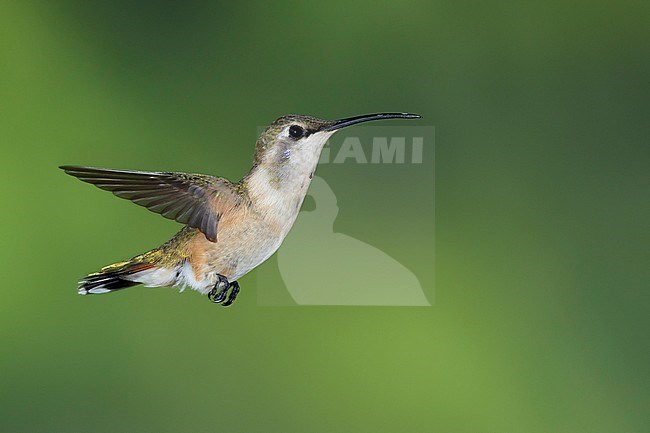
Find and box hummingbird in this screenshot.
[61,112,421,306]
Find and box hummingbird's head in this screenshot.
[246,112,421,213]
[253,112,421,170]
[253,114,335,169]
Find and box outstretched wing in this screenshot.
[60,165,243,242]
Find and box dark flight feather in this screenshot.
[60,165,243,242]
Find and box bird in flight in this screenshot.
[61,112,421,306]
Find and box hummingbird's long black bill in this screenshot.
[320,112,421,131]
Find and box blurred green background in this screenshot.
[1,1,648,432]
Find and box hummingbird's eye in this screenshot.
[288,125,305,139]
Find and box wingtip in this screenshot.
[204,233,218,243]
[59,165,81,173]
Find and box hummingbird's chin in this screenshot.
[281,130,334,174]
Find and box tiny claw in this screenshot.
[222,282,240,307]
[208,274,231,304]
[208,289,227,303]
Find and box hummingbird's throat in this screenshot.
[267,130,331,185]
[245,130,332,219]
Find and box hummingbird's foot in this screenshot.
[207,274,230,304]
[221,281,240,307]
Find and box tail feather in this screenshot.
[78,262,157,295]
